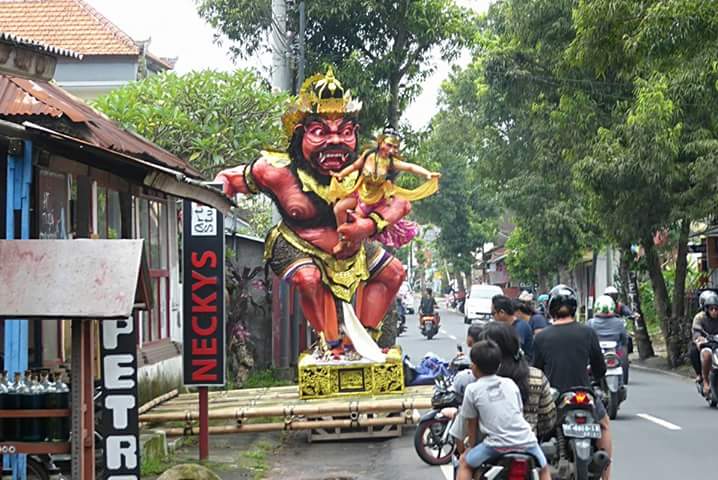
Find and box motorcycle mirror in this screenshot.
[457,344,463,353]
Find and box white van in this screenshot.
[464,284,504,324]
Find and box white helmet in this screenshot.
[518,291,533,302]
[594,295,616,316]
[604,286,619,296]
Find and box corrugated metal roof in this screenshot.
[0,31,83,59]
[0,76,64,116]
[0,74,200,177]
[0,0,139,56]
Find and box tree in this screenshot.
[196,0,475,130]
[438,0,598,284]
[94,69,289,238]
[570,0,718,366]
[410,68,500,283]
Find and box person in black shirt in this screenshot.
[419,288,438,315]
[492,295,534,362]
[533,285,612,480]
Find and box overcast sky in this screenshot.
[85,0,491,129]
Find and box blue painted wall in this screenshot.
[3,140,32,480]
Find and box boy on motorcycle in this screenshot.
[690,290,718,396]
[457,340,550,480]
[533,285,613,480]
[447,324,485,454]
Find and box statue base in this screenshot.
[297,346,405,399]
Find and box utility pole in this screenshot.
[295,1,306,91]
[270,0,293,92]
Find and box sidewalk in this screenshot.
[630,353,694,380]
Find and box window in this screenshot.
[36,168,69,367]
[135,196,170,345]
[96,186,122,239]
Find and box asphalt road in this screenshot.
[271,304,718,480]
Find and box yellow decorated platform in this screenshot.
[297,346,405,399]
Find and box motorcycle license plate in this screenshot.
[562,423,601,439]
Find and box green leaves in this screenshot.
[196,0,477,131]
[93,70,289,178]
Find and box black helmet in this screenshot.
[702,291,718,313]
[548,284,578,319]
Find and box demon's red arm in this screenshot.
[214,163,257,197]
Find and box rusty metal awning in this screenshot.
[0,239,151,319]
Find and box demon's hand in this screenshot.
[335,215,376,255]
[214,165,253,197]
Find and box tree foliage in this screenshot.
[94,69,288,237]
[93,69,289,178]
[431,0,718,365]
[410,64,499,277]
[196,0,476,130]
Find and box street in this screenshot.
[273,305,718,480]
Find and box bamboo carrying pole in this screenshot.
[162,412,421,436]
[138,389,179,415]
[140,398,432,423]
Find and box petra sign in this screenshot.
[182,201,225,386]
[100,318,140,479]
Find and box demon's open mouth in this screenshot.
[314,147,354,172]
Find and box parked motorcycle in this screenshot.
[695,333,718,407]
[596,341,627,420]
[541,389,610,480]
[420,312,440,340]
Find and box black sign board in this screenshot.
[100,318,140,479]
[182,200,225,386]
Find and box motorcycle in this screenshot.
[541,389,610,480]
[420,312,440,340]
[596,341,627,420]
[413,346,472,465]
[396,298,408,337]
[694,333,718,407]
[414,375,460,465]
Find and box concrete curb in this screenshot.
[631,362,694,381]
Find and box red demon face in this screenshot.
[299,118,358,175]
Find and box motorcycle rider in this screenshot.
[517,292,548,334]
[690,290,718,396]
[588,295,629,349]
[457,340,550,480]
[533,285,613,480]
[604,286,634,318]
[492,295,533,362]
[588,295,629,380]
[418,287,440,331]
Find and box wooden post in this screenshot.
[199,387,209,461]
[70,320,95,480]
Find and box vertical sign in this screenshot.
[182,200,225,386]
[100,318,140,479]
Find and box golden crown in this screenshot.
[282,67,363,138]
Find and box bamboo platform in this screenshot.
[140,384,434,441]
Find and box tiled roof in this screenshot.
[0,0,139,56]
[0,74,200,177]
[0,31,83,59]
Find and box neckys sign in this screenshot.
[182,200,225,387]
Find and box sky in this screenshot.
[85,0,492,129]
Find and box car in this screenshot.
[464,284,504,324]
[399,281,415,314]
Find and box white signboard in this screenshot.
[191,203,217,237]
